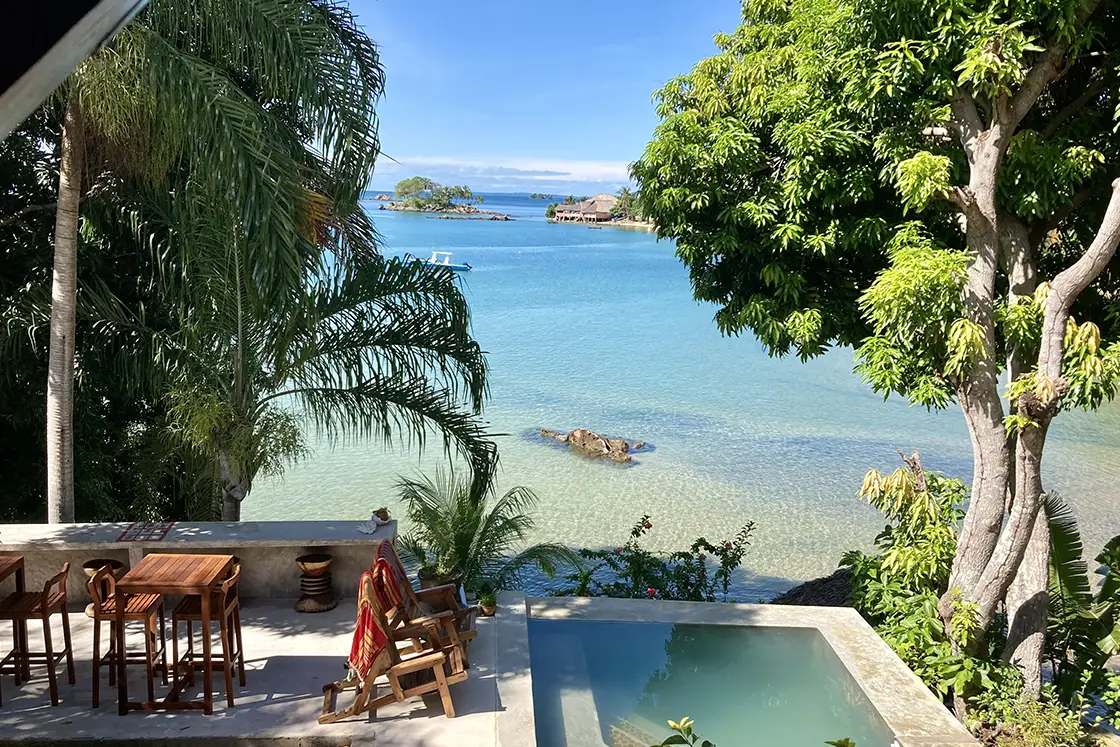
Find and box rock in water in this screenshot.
[539,428,643,463]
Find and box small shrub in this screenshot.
[649,717,855,746]
[969,690,1095,747]
[555,515,754,602]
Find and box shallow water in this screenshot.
[528,619,896,747]
[246,193,1120,599]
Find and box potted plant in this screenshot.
[395,469,580,597]
[478,588,498,617]
[416,564,461,591]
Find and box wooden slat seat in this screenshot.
[94,593,163,617]
[0,590,66,619]
[170,593,219,618]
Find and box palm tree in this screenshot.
[163,245,495,520]
[44,0,383,521]
[396,471,578,594]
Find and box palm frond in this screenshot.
[1046,490,1092,606]
[488,543,583,590]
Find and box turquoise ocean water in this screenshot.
[246,193,1120,598]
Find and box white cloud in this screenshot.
[375,155,633,192]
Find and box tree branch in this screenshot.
[1007,0,1103,129]
[1039,178,1120,378]
[1008,46,1068,128]
[944,186,973,212]
[1040,79,1106,140]
[0,202,56,228]
[950,92,984,160]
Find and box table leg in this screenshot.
[14,566,28,680]
[201,591,213,715]
[116,587,128,715]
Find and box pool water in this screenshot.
[528,620,896,747]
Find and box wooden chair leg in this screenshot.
[171,615,179,689]
[219,615,234,707]
[158,605,168,685]
[41,613,59,706]
[61,607,75,685]
[92,618,101,708]
[107,621,116,687]
[233,607,246,686]
[185,620,195,686]
[144,614,155,703]
[10,618,21,687]
[433,662,455,718]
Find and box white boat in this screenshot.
[415,251,471,272]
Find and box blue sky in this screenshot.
[351,0,743,194]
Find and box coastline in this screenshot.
[373,201,514,220]
[549,217,655,231]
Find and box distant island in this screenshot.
[372,177,513,220]
[529,193,554,200]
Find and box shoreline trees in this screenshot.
[633,0,1120,706]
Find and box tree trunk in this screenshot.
[219,450,247,521]
[46,99,84,524]
[1004,505,1050,696]
[944,126,1012,633]
[1000,214,1050,694]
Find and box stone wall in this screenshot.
[0,520,397,608]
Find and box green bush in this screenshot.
[555,515,754,602]
[649,717,855,746]
[969,689,1094,747]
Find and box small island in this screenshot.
[529,193,554,200]
[376,176,514,220]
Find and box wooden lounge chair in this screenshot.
[374,540,479,664]
[319,565,467,724]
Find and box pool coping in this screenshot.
[496,594,978,747]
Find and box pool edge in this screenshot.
[521,596,979,747]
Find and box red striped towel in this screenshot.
[346,571,388,682]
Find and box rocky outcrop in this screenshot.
[769,567,853,606]
[540,428,646,463]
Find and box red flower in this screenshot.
[724,542,733,550]
[644,522,653,529]
[699,553,706,561]
[647,587,656,597]
[614,547,622,554]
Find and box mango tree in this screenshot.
[633,0,1120,698]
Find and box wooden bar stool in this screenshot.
[87,565,167,707]
[172,564,244,707]
[0,562,75,706]
[0,555,29,707]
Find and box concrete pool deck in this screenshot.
[0,593,978,746]
[0,598,528,746]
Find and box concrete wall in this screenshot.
[0,520,398,609]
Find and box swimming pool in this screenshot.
[495,597,980,747]
[529,620,895,747]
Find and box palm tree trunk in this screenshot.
[219,450,247,521]
[46,99,84,523]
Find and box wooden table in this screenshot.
[115,553,233,715]
[0,556,29,680]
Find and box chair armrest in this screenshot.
[408,609,456,627]
[393,650,446,676]
[415,584,460,608]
